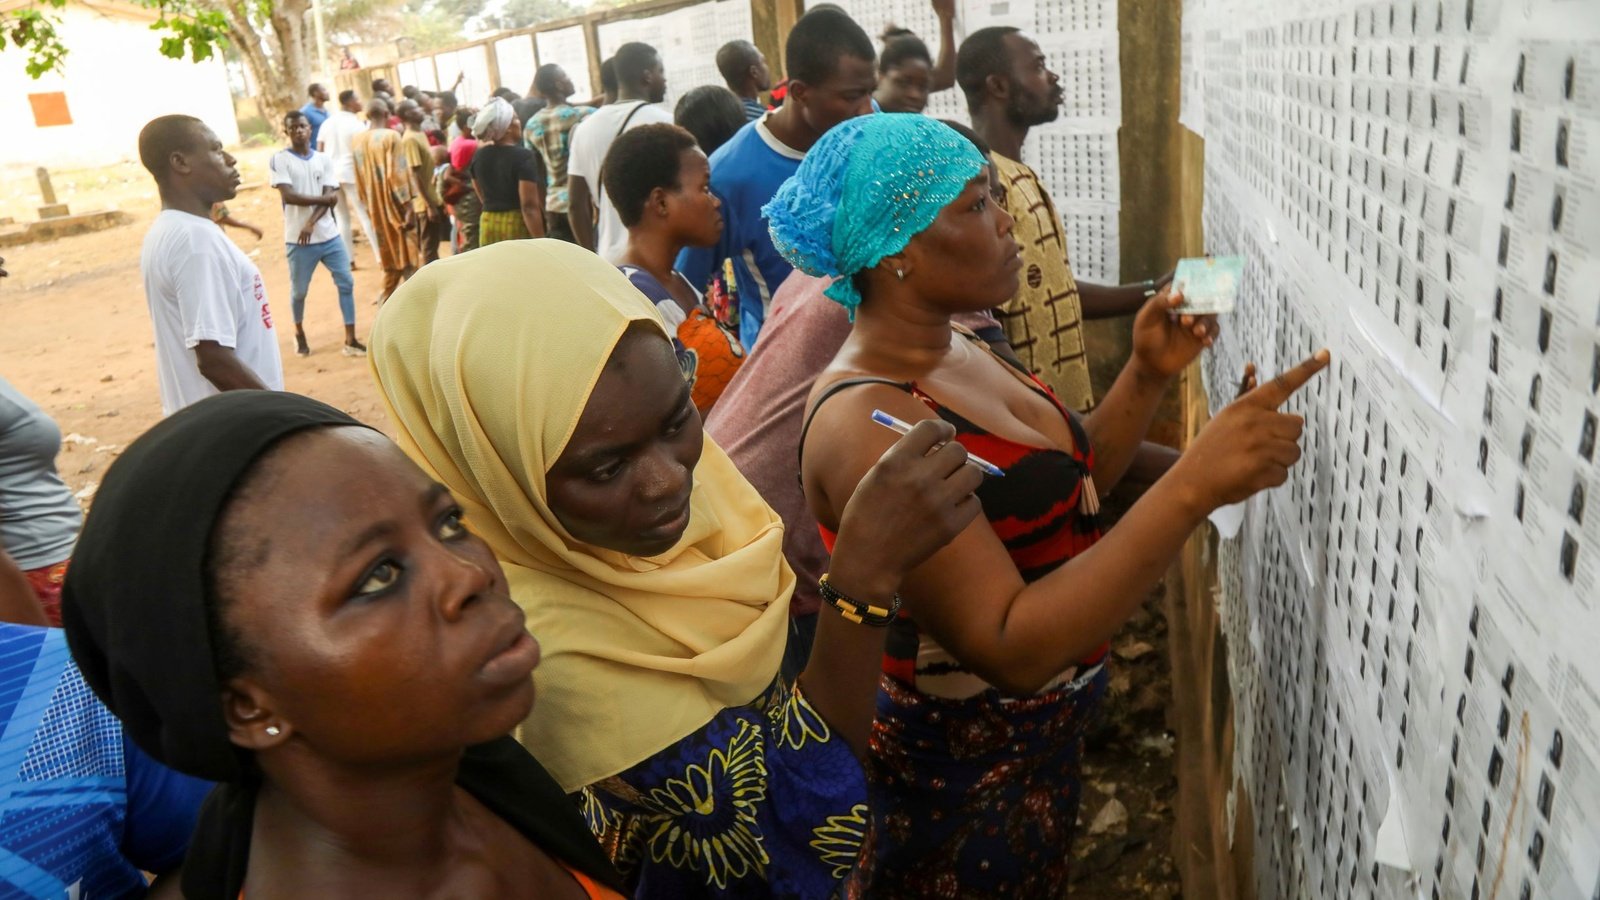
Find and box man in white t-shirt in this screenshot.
[567,41,673,261]
[137,115,284,416]
[317,89,381,267]
[271,109,363,358]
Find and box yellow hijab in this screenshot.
[368,240,792,791]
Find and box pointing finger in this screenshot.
[1246,349,1332,410]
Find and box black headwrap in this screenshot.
[62,390,364,782]
[62,391,623,897]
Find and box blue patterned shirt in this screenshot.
[0,624,213,897]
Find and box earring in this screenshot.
[895,268,905,280]
[265,725,282,737]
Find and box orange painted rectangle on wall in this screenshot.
[29,92,73,127]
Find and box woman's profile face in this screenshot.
[546,327,704,557]
[667,147,724,248]
[877,58,933,113]
[215,428,537,763]
[903,173,1020,310]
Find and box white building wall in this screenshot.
[0,2,240,169]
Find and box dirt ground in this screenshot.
[1,156,1181,897]
[1073,587,1184,898]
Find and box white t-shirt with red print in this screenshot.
[141,209,284,415]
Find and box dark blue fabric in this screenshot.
[582,680,867,898]
[846,667,1109,898]
[121,739,214,875]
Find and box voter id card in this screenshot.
[1173,255,1243,314]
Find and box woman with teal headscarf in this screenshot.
[774,114,1327,895]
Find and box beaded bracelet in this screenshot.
[819,574,902,627]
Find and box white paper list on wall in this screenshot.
[1187,0,1600,897]
[496,35,538,98]
[597,0,755,111]
[536,26,595,102]
[807,0,1124,282]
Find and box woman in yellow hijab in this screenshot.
[368,239,983,896]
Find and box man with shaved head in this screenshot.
[716,39,771,120]
[350,98,420,302]
[137,115,284,414]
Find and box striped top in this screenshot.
[808,350,1107,699]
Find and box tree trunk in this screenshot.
[213,0,312,129]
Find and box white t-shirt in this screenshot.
[268,149,341,245]
[567,101,674,262]
[141,210,285,415]
[318,109,365,184]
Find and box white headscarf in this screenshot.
[472,97,515,142]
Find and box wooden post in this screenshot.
[583,20,604,99]
[749,0,801,82]
[484,39,502,91]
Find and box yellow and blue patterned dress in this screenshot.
[581,679,867,898]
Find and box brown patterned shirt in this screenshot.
[991,152,1094,412]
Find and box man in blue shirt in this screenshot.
[716,40,772,122]
[0,603,212,896]
[301,83,331,148]
[678,8,877,347]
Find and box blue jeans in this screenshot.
[286,237,355,326]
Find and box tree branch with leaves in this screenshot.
[3,0,228,77]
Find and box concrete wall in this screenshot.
[0,2,239,169]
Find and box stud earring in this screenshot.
[895,268,905,280]
[265,725,282,737]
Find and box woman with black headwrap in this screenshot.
[62,390,623,898]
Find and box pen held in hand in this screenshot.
[871,410,1005,478]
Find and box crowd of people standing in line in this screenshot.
[0,4,1333,896]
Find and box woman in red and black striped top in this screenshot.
[789,118,1329,897]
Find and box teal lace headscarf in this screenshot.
[763,114,987,316]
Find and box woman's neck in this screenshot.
[253,754,465,873]
[619,229,684,285]
[848,283,957,375]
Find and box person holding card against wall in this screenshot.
[960,27,1180,481]
[773,113,1328,897]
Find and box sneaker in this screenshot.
[295,335,310,356]
[342,340,368,357]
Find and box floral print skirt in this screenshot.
[845,665,1110,899]
[582,680,868,898]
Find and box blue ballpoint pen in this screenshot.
[870,409,1006,478]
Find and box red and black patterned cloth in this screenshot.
[809,348,1111,897]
